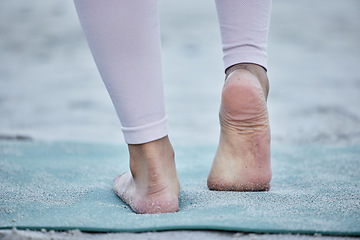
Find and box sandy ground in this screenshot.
[0,0,359,239]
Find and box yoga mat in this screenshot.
[0,141,359,236]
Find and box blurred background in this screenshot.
[1,0,360,147]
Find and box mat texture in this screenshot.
[0,141,359,236]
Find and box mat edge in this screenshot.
[0,225,359,237]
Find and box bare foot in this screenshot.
[113,136,180,214]
[207,64,272,191]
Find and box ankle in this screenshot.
[127,136,178,188]
[128,136,174,171]
[128,136,174,160]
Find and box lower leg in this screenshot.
[74,0,179,213]
[210,0,272,192]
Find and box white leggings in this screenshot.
[74,0,271,144]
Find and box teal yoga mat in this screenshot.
[0,141,359,236]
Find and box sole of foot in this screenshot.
[207,64,272,191]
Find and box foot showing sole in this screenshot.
[114,136,180,214]
[207,64,272,191]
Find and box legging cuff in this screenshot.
[121,116,168,144]
[224,50,268,72]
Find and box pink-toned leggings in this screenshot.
[74,0,271,144]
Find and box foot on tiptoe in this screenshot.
[207,64,272,191]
